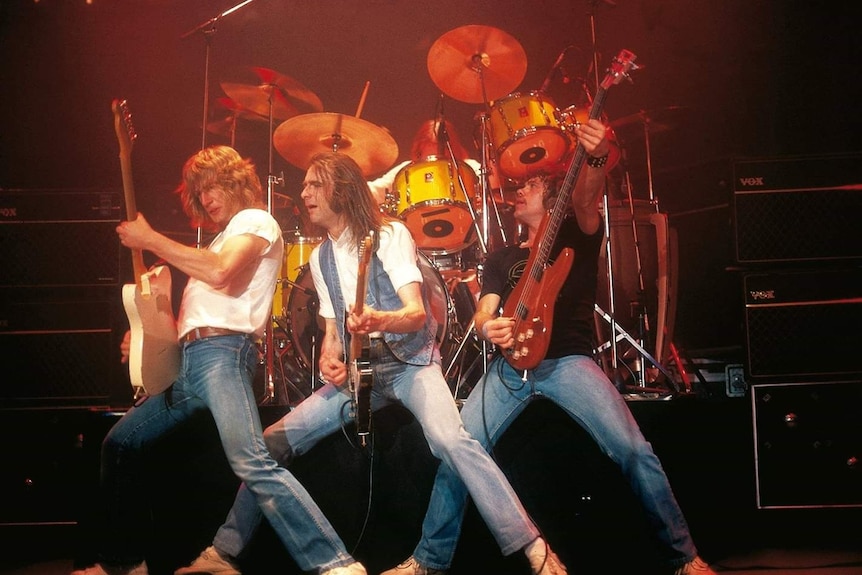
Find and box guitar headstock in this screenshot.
[112,99,137,156]
[600,49,639,90]
[358,232,374,267]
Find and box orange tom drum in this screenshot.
[488,91,570,180]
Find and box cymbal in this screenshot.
[251,67,324,113]
[214,97,268,121]
[220,68,323,121]
[272,191,295,209]
[273,112,399,177]
[427,25,527,104]
[611,106,688,135]
[206,97,269,135]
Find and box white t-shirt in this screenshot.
[177,208,283,339]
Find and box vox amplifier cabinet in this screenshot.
[0,189,122,287]
[744,267,862,380]
[752,380,862,508]
[733,153,862,265]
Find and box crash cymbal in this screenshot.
[611,106,688,135]
[220,82,301,120]
[251,67,324,113]
[273,112,399,177]
[220,67,322,121]
[427,25,527,104]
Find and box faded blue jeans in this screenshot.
[212,341,539,571]
[97,335,356,573]
[412,354,700,570]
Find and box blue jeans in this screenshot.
[413,354,699,570]
[98,335,355,573]
[213,342,538,571]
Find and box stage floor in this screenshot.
[1,396,860,575]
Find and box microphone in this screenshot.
[540,46,570,93]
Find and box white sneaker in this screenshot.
[674,556,717,575]
[71,562,148,575]
[525,538,567,575]
[320,561,367,575]
[174,546,241,575]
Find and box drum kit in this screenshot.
[202,23,685,405]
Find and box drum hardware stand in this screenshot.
[593,163,677,395]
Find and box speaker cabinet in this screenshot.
[0,286,128,407]
[0,189,122,287]
[0,408,122,525]
[733,153,862,265]
[743,267,862,380]
[595,200,677,365]
[752,380,862,508]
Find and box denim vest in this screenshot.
[318,238,437,365]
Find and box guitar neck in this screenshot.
[113,99,147,289]
[119,152,148,286]
[350,233,374,358]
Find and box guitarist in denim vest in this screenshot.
[176,152,566,575]
[391,119,717,575]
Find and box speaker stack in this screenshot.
[733,153,862,508]
[0,189,128,408]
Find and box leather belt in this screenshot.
[181,327,245,343]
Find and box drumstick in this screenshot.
[355,80,371,118]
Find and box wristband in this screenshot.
[586,153,609,169]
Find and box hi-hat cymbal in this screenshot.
[427,25,527,104]
[215,96,268,120]
[252,67,324,113]
[611,106,688,135]
[220,67,323,121]
[273,112,399,177]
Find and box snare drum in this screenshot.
[557,105,620,171]
[489,91,570,180]
[394,158,477,255]
[273,236,321,319]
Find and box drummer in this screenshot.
[368,118,479,207]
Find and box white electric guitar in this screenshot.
[112,99,180,398]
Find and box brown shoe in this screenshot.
[174,547,240,575]
[379,556,447,575]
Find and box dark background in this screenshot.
[2,0,861,352]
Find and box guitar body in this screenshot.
[350,341,374,442]
[122,265,180,397]
[502,242,574,371]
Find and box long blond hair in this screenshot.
[175,145,264,231]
